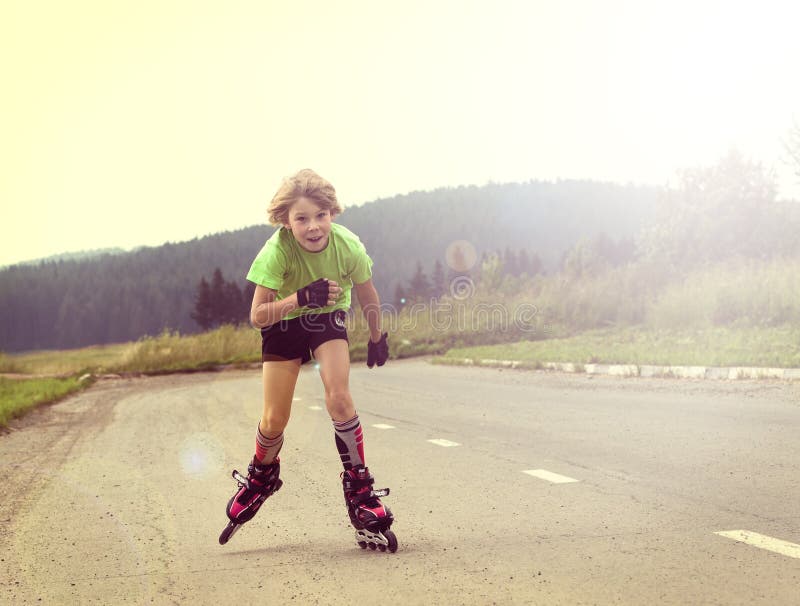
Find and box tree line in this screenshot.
[191,268,255,329]
[189,247,545,323]
[4,159,799,352]
[391,248,546,307]
[1,179,659,351]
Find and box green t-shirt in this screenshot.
[246,223,373,319]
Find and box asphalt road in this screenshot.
[1,359,799,605]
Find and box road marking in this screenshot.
[308,405,323,411]
[522,469,579,484]
[372,424,395,430]
[715,530,800,559]
[293,397,302,401]
[427,438,460,447]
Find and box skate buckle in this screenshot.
[232,470,250,486]
[371,488,390,498]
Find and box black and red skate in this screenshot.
[219,457,282,545]
[342,465,397,553]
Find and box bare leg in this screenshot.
[222,358,300,534]
[313,339,355,421]
[255,358,301,462]
[314,340,394,546]
[314,339,364,469]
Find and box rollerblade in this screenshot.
[219,457,282,545]
[342,465,397,553]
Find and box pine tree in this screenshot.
[209,268,227,326]
[431,259,446,299]
[516,249,544,277]
[224,280,245,325]
[408,261,431,301]
[517,249,531,276]
[530,252,544,276]
[503,248,518,276]
[242,281,256,322]
[480,252,504,291]
[393,283,407,309]
[191,277,214,330]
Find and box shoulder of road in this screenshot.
[434,357,800,381]
[4,359,800,382]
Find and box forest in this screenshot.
[2,153,799,353]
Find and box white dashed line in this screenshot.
[715,530,800,559]
[522,469,579,484]
[292,397,302,401]
[308,405,323,411]
[427,438,460,447]
[372,424,395,430]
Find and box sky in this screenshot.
[2,0,799,267]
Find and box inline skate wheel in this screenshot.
[358,541,368,549]
[219,522,240,545]
[384,529,398,553]
[369,542,377,550]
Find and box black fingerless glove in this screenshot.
[367,332,389,368]
[296,278,329,308]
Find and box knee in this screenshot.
[325,388,353,416]
[261,410,290,434]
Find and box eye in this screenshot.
[317,212,327,219]
[295,217,306,222]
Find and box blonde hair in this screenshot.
[267,169,343,225]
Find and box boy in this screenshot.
[219,169,395,552]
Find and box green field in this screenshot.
[435,326,800,369]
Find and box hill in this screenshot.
[0,179,658,352]
[3,247,127,268]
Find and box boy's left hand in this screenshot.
[367,332,389,368]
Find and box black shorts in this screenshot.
[261,310,349,364]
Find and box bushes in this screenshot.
[523,257,800,333]
[347,256,800,360]
[646,258,800,329]
[531,263,659,330]
[117,325,261,373]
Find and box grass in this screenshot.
[0,326,263,427]
[0,325,263,377]
[347,291,559,361]
[647,259,800,329]
[435,326,800,369]
[0,376,88,428]
[113,325,261,373]
[3,259,799,428]
[0,343,131,376]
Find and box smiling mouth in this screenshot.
[308,235,323,243]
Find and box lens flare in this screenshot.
[178,432,225,478]
[445,240,477,272]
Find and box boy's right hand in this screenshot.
[296,278,339,308]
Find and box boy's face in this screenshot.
[283,196,333,253]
